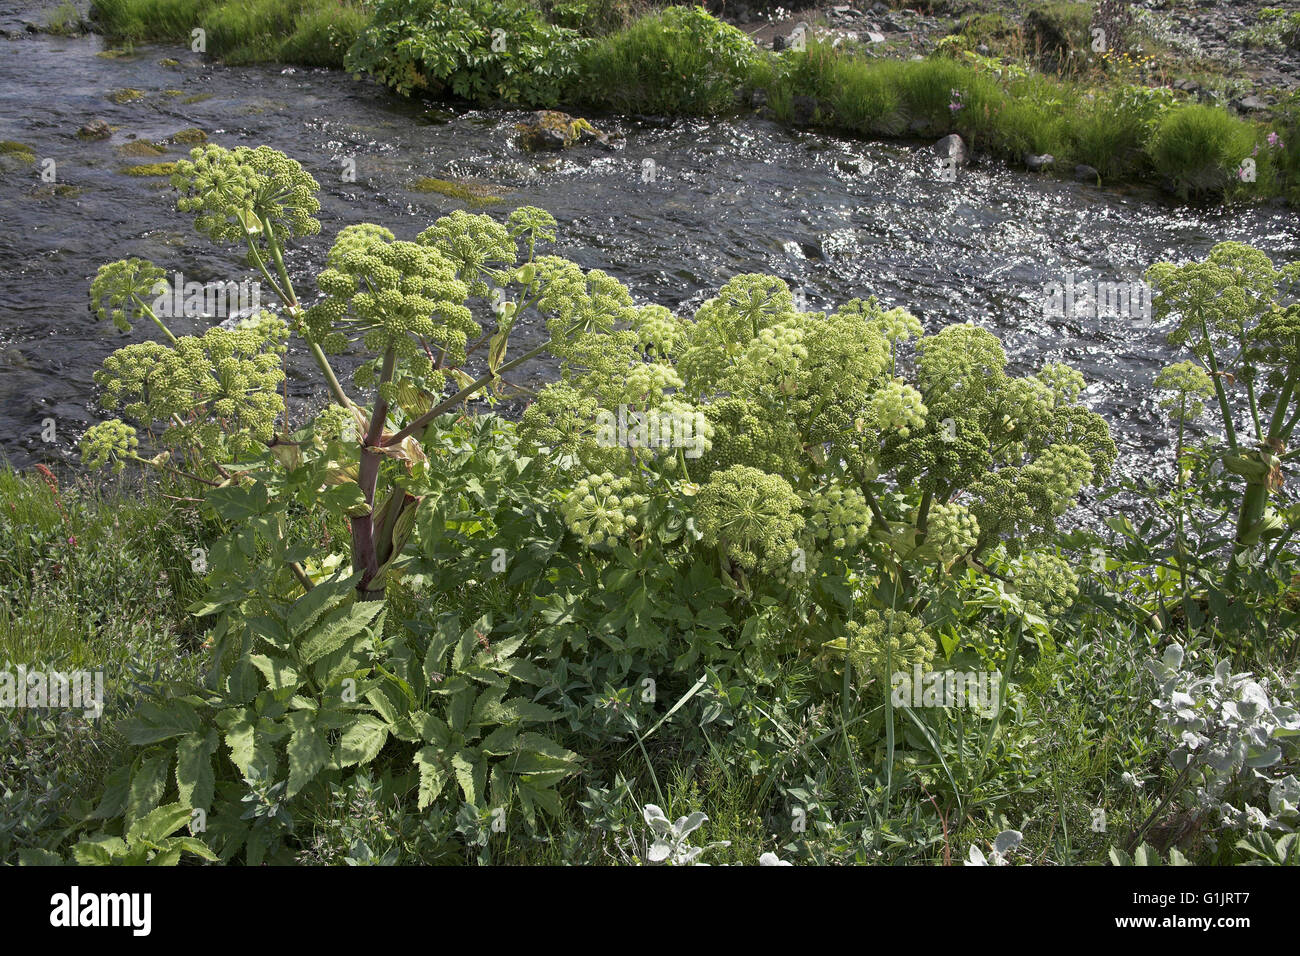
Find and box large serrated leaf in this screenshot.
[286,712,330,797]
[206,481,269,521]
[127,802,193,846]
[423,614,461,681]
[479,724,519,756]
[125,751,171,832]
[122,700,201,746]
[413,711,451,747]
[250,654,303,692]
[452,613,493,670]
[451,749,485,805]
[298,600,385,666]
[217,708,258,776]
[415,747,449,809]
[336,714,389,767]
[286,571,356,636]
[470,686,509,727]
[498,697,560,724]
[175,728,218,811]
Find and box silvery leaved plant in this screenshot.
[1148,643,1300,834]
[641,804,730,865]
[965,829,1023,866]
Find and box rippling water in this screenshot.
[2,14,1298,491]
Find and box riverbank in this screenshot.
[45,0,1300,205]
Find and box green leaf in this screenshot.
[298,599,386,666]
[169,837,219,861]
[286,712,330,797]
[17,848,64,865]
[451,749,485,804]
[90,764,131,820]
[250,654,303,692]
[287,571,357,635]
[175,729,218,811]
[479,724,519,756]
[206,481,270,521]
[73,837,126,866]
[217,707,258,776]
[415,747,449,809]
[128,802,193,846]
[498,697,560,724]
[452,614,493,670]
[122,699,201,745]
[423,614,461,680]
[125,751,171,831]
[336,714,389,767]
[413,711,452,747]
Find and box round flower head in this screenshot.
[561,471,648,548]
[806,482,873,551]
[1154,360,1214,423]
[696,465,804,574]
[842,610,936,685]
[171,144,321,251]
[924,501,979,562]
[80,420,139,473]
[90,258,167,333]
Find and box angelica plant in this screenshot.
[81,144,598,598]
[522,272,1114,607]
[1147,242,1300,567]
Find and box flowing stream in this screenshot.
[3,10,1299,493]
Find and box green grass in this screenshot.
[86,0,1296,203]
[1148,103,1273,199]
[751,37,1287,202]
[0,466,214,863]
[92,0,368,69]
[575,5,757,116]
[0,467,210,670]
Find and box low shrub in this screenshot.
[1022,0,1093,71]
[345,0,585,104]
[577,5,757,115]
[1146,104,1264,199]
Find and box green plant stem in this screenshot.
[137,300,179,345]
[1202,324,1239,451]
[385,339,552,447]
[352,346,397,595]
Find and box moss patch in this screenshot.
[159,58,180,67]
[0,141,36,161]
[116,140,167,158]
[119,162,178,177]
[30,183,84,199]
[162,89,186,98]
[410,177,509,206]
[168,128,208,145]
[107,88,147,105]
[181,93,214,105]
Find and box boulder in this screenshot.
[1024,152,1054,172]
[77,118,111,141]
[516,110,611,150]
[1074,164,1100,183]
[934,134,968,166]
